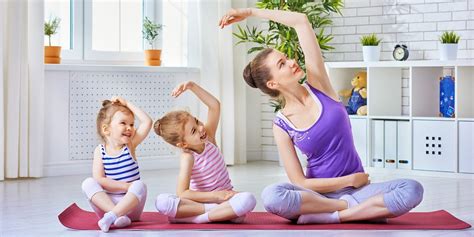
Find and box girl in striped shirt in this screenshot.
[81,97,152,232]
[154,81,256,223]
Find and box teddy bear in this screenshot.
[338,71,367,116]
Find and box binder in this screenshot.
[372,120,385,168]
[384,121,397,169]
[397,121,412,169]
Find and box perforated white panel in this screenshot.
[70,72,180,160]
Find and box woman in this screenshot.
[219,8,423,224]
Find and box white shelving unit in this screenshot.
[326,60,474,175]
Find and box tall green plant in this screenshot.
[233,0,344,111]
[440,31,460,44]
[44,16,61,46]
[142,17,163,49]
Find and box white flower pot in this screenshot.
[362,46,380,62]
[439,43,458,61]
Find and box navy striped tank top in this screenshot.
[101,144,140,185]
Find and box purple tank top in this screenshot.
[273,83,364,178]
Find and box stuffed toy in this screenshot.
[338,71,367,115]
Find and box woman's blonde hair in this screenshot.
[154,110,192,146]
[96,100,134,142]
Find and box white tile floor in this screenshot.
[1,161,473,237]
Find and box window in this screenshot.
[44,0,188,65]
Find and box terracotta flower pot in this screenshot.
[44,46,61,64]
[144,49,161,66]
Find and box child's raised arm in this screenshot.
[111,97,153,150]
[171,81,220,141]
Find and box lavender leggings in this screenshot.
[261,179,424,220]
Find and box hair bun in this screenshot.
[102,100,112,107]
[243,63,258,88]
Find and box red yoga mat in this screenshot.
[59,203,471,230]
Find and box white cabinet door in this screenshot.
[350,118,367,166]
[384,121,398,169]
[459,122,474,173]
[397,121,412,169]
[413,120,456,172]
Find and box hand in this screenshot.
[219,8,252,29]
[171,81,194,98]
[111,96,127,106]
[213,190,238,203]
[348,172,370,188]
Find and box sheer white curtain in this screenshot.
[188,0,237,165]
[0,0,45,180]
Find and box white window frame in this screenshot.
[78,0,161,63]
[51,0,83,61]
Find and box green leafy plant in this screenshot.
[233,0,344,112]
[440,31,460,44]
[44,16,61,46]
[142,17,163,49]
[360,33,382,46]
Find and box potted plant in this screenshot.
[360,33,382,62]
[439,31,460,61]
[44,16,61,64]
[233,0,343,111]
[142,17,163,66]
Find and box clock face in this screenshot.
[393,47,406,61]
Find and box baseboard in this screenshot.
[43,155,180,177]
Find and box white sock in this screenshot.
[340,194,358,209]
[114,215,131,228]
[98,211,117,232]
[297,211,340,224]
[204,203,218,212]
[169,212,210,224]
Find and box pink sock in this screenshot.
[297,211,340,224]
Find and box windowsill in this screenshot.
[45,64,200,73]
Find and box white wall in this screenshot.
[325,0,474,61]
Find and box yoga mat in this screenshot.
[59,203,471,230]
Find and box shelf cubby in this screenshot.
[411,66,452,118]
[367,67,407,117]
[327,67,367,115]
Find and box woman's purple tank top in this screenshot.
[273,82,364,178]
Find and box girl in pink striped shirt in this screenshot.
[153,81,256,223]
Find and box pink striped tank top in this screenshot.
[189,141,233,191]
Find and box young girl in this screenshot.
[154,81,256,223]
[81,97,152,232]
